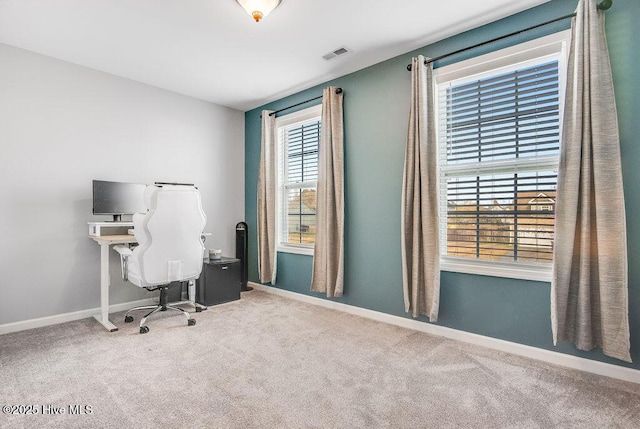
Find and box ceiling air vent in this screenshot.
[323,47,350,61]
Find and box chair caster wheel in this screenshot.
[124,315,134,323]
[195,307,202,313]
[140,326,150,334]
[188,319,196,326]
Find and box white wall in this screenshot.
[0,43,245,325]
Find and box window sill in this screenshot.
[440,257,552,282]
[277,245,314,256]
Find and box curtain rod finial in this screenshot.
[598,0,613,10]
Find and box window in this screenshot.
[276,104,322,255]
[434,31,569,281]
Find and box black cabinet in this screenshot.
[196,257,241,306]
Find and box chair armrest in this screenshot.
[113,244,133,257]
[113,245,133,281]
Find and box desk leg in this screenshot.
[93,242,119,332]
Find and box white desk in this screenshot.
[90,232,212,332]
[90,234,137,332]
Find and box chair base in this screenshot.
[124,284,196,333]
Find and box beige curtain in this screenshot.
[311,87,344,297]
[401,56,440,321]
[551,0,630,362]
[257,110,277,284]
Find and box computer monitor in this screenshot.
[92,180,147,222]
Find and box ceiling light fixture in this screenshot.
[235,0,281,23]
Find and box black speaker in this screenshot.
[236,222,252,291]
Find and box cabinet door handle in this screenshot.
[222,266,228,270]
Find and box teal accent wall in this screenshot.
[245,0,640,369]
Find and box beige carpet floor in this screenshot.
[1,290,639,429]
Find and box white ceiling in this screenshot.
[0,0,550,111]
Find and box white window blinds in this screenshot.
[438,60,561,264]
[279,117,320,247]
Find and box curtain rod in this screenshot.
[406,0,614,71]
[265,88,343,118]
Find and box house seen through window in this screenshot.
[276,104,321,254]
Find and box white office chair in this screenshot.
[114,184,207,334]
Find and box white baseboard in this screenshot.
[249,282,640,385]
[0,298,157,335]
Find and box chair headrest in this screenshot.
[143,184,199,211]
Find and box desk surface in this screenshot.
[90,234,137,245]
[90,232,211,246]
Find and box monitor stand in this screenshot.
[109,215,122,222]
